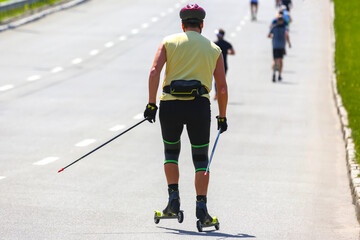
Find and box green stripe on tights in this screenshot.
[191,143,209,148]
[164,160,178,165]
[163,139,181,144]
[195,168,208,172]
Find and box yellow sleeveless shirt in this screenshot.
[160,31,221,101]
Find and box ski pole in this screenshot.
[58,118,148,173]
[204,129,221,176]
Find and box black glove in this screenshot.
[216,116,227,133]
[144,103,158,123]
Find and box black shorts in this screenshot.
[250,2,258,6]
[159,97,210,146]
[273,48,285,59]
[283,3,290,11]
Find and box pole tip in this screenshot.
[58,168,64,173]
[204,172,208,176]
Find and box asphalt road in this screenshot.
[0,0,359,239]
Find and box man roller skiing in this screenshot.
[144,4,228,230]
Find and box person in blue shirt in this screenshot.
[250,0,259,20]
[268,16,292,82]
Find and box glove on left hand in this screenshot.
[216,116,227,133]
[144,103,158,123]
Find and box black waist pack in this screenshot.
[163,80,208,97]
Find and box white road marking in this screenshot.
[105,41,114,48]
[236,26,242,31]
[160,12,166,17]
[168,8,174,13]
[231,32,237,37]
[141,23,149,29]
[72,58,83,64]
[0,176,6,180]
[133,113,143,120]
[151,17,159,22]
[51,66,63,73]
[33,157,59,166]
[175,3,180,8]
[0,84,14,91]
[244,16,250,21]
[109,125,126,132]
[75,139,96,147]
[119,35,127,41]
[27,75,41,81]
[131,29,139,34]
[90,49,99,56]
[241,20,246,25]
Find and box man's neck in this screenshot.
[184,27,201,34]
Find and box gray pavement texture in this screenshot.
[0,0,359,239]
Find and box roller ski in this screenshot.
[195,196,220,232]
[154,188,184,224]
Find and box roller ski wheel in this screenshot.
[153,210,184,224]
[196,216,220,232]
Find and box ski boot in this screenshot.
[195,197,220,232]
[154,189,184,224]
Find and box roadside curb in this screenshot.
[329,1,360,222]
[0,0,89,33]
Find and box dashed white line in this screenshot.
[133,113,143,120]
[72,58,83,65]
[142,23,149,29]
[241,20,246,25]
[160,12,166,17]
[105,41,114,48]
[0,84,14,91]
[236,26,242,31]
[51,66,63,73]
[90,49,99,56]
[109,125,126,132]
[151,17,159,22]
[231,32,237,37]
[168,8,174,13]
[131,29,139,34]
[119,35,127,41]
[75,139,96,147]
[27,75,41,82]
[33,157,59,166]
[0,176,6,180]
[175,3,180,8]
[244,16,250,21]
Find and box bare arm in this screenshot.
[228,47,235,55]
[285,31,291,48]
[148,43,167,104]
[213,54,228,118]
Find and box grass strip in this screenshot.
[0,0,65,23]
[334,0,360,163]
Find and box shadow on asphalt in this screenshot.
[282,70,296,74]
[276,81,298,85]
[228,102,243,106]
[157,226,256,238]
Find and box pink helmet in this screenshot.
[180,4,206,21]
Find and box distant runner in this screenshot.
[214,29,235,100]
[268,15,291,82]
[250,0,259,20]
[281,0,292,11]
